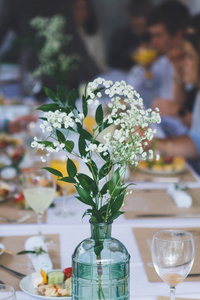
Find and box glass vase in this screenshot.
[72,220,130,300]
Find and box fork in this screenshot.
[0,213,31,224]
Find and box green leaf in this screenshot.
[99,149,110,162]
[99,119,110,133]
[56,129,66,143]
[95,104,103,125]
[99,161,113,180]
[76,186,95,207]
[82,94,88,117]
[109,168,120,195]
[64,140,74,153]
[82,208,93,219]
[17,250,36,255]
[36,103,60,112]
[107,211,124,222]
[67,158,77,178]
[86,160,98,177]
[111,192,126,213]
[78,136,86,157]
[42,167,63,177]
[94,240,104,257]
[56,86,66,104]
[78,128,93,141]
[43,87,57,102]
[77,173,93,185]
[58,176,76,184]
[100,181,109,195]
[76,174,90,191]
[68,88,77,108]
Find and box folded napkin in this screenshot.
[24,236,53,273]
[167,184,192,208]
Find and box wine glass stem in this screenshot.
[37,213,43,237]
[170,286,176,300]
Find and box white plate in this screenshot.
[138,166,186,175]
[0,243,5,255]
[20,274,71,299]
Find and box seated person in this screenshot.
[148,32,200,173]
[0,115,37,134]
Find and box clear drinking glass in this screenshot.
[22,167,56,238]
[50,156,79,218]
[0,284,16,300]
[151,230,195,300]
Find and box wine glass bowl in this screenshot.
[50,156,79,217]
[0,284,16,300]
[22,167,56,237]
[151,230,194,299]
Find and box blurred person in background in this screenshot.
[127,0,190,137]
[152,13,200,129]
[107,0,153,77]
[148,31,200,174]
[72,0,107,73]
[0,114,37,134]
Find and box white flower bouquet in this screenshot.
[32,78,161,223]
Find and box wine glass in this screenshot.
[0,284,16,300]
[151,230,195,300]
[22,168,56,239]
[50,156,79,217]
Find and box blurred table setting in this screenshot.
[0,76,200,300]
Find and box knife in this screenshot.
[0,264,26,279]
[136,213,200,218]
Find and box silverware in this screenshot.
[136,213,200,218]
[187,273,200,277]
[0,213,31,224]
[0,264,26,279]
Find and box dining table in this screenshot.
[1,98,200,300]
[0,161,200,300]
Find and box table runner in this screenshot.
[133,228,200,282]
[0,234,60,290]
[0,197,46,223]
[130,167,197,183]
[124,189,200,219]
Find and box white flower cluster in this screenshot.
[84,77,161,165]
[30,15,78,79]
[32,78,161,166]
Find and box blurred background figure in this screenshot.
[106,0,153,80]
[72,0,107,74]
[148,31,200,174]
[0,114,37,134]
[69,0,107,92]
[127,0,190,137]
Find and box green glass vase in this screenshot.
[72,220,130,300]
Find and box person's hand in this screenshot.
[152,98,180,117]
[168,47,185,76]
[8,115,37,134]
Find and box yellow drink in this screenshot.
[50,158,79,194]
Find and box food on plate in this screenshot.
[63,267,72,280]
[139,156,185,173]
[64,277,72,296]
[47,270,65,284]
[30,267,72,297]
[41,269,47,284]
[0,133,22,149]
[0,181,12,201]
[38,283,69,297]
[31,272,43,288]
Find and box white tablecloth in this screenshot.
[1,209,200,300]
